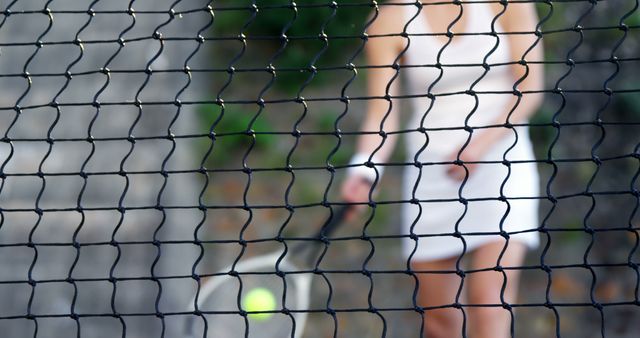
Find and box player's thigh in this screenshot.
[412,256,464,331]
[465,240,527,338]
[466,240,527,304]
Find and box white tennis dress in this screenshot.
[400,3,540,260]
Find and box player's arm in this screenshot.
[464,3,544,157]
[353,7,405,165]
[447,3,544,180]
[342,6,406,204]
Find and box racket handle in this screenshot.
[291,205,350,256]
[317,205,349,239]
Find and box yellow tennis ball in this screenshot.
[243,287,277,321]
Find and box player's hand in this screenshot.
[340,175,374,220]
[446,151,479,181]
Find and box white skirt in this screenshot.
[401,126,540,261]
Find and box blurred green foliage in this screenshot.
[199,2,372,178]
[210,0,372,93]
[197,103,277,164]
[197,102,352,169]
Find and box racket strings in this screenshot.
[193,259,307,338]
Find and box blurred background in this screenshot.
[0,0,639,337]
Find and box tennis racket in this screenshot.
[186,206,349,338]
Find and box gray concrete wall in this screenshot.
[0,1,212,337]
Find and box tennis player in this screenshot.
[341,2,544,337]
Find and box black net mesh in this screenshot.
[0,0,639,337]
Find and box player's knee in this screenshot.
[469,305,512,334]
[423,324,451,338]
[424,309,463,338]
[424,324,462,338]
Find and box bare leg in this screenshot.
[466,240,527,338]
[413,256,465,338]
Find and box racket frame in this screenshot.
[186,206,347,338]
[188,253,312,338]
